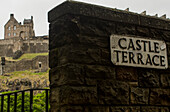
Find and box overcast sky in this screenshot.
[0,0,170,39]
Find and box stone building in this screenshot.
[4,14,35,40]
[0,14,49,57]
[0,14,49,74]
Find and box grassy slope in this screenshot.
[0,69,49,79]
[0,70,49,92]
[5,53,48,61]
[0,53,49,92]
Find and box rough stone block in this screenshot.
[50,15,80,35]
[110,106,140,112]
[85,78,98,86]
[57,45,102,65]
[141,106,169,112]
[136,26,150,37]
[85,106,110,112]
[100,49,113,66]
[60,106,84,112]
[116,66,137,81]
[161,74,170,87]
[116,23,136,35]
[50,105,60,112]
[49,31,78,50]
[130,87,149,104]
[77,16,116,37]
[160,30,170,42]
[150,89,170,106]
[50,30,110,51]
[139,16,168,30]
[98,80,129,105]
[49,48,58,68]
[138,69,160,87]
[49,16,80,50]
[167,42,170,56]
[85,65,115,79]
[49,15,115,49]
[150,30,170,42]
[50,88,60,112]
[150,29,165,40]
[77,36,109,48]
[50,64,85,86]
[60,86,98,105]
[50,87,59,104]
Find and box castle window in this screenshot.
[14,25,16,30]
[13,33,16,36]
[8,27,10,30]
[8,33,10,36]
[39,62,42,68]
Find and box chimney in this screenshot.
[10,14,14,19]
[141,11,146,15]
[125,8,129,11]
[31,16,33,20]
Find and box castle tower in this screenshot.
[4,14,35,39]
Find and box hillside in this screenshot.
[3,52,48,61]
[0,52,49,74]
[0,52,49,92]
[0,70,49,92]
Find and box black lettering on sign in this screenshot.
[154,42,159,53]
[118,38,126,49]
[137,53,144,65]
[152,55,159,66]
[122,51,128,63]
[145,54,152,65]
[141,40,147,52]
[128,39,135,50]
[149,41,154,52]
[136,40,141,50]
[160,56,165,66]
[129,52,136,64]
[114,50,121,62]
[110,35,167,69]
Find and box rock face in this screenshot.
[48,1,170,112]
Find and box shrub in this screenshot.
[0,90,50,112]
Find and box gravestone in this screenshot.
[48,1,170,112]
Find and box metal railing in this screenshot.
[0,89,50,112]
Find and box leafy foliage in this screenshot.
[0,90,50,112]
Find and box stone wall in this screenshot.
[4,55,49,73]
[48,1,170,112]
[0,37,49,57]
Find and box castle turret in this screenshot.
[4,14,35,39]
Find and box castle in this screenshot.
[0,14,49,74]
[0,14,49,57]
[4,14,35,40]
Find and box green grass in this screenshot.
[4,53,48,61]
[0,69,50,96]
[0,69,50,80]
[7,69,49,76]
